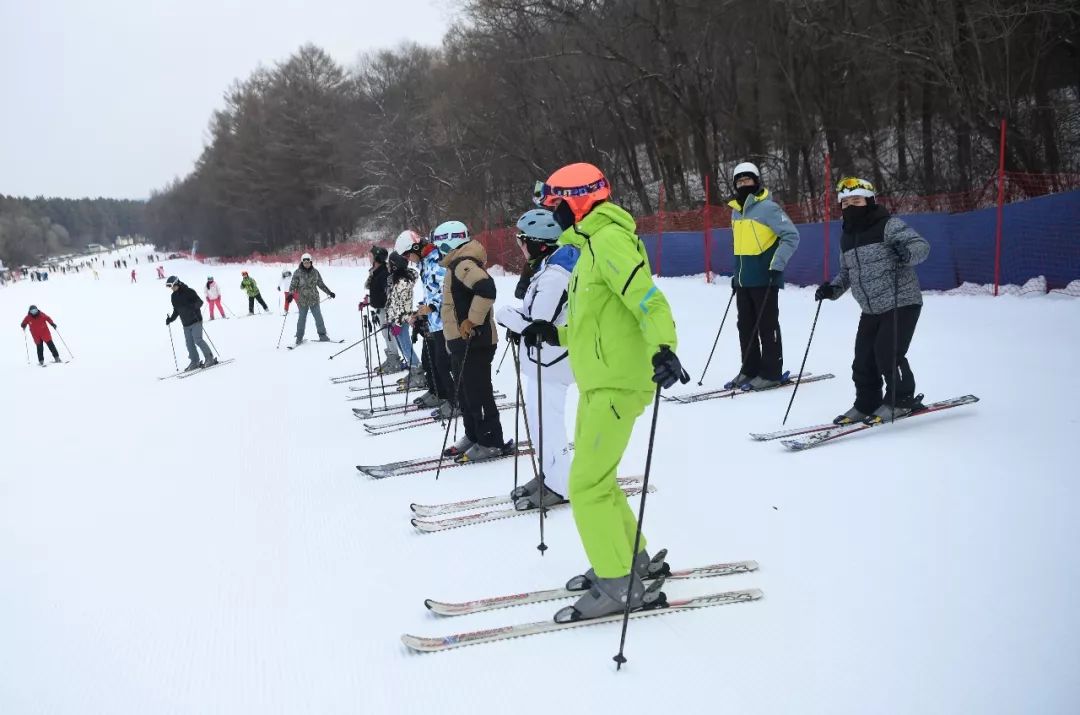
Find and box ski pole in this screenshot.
[697,288,735,385]
[167,319,178,372]
[202,324,221,358]
[223,302,239,318]
[329,331,377,360]
[536,342,547,555]
[275,311,290,349]
[435,339,471,481]
[22,329,30,365]
[494,340,511,375]
[511,340,539,483]
[891,259,899,424]
[782,300,822,425]
[370,311,389,410]
[54,327,74,360]
[512,341,522,493]
[401,327,416,408]
[613,383,663,670]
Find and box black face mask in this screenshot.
[734,185,758,204]
[524,240,551,261]
[841,204,873,227]
[552,201,576,231]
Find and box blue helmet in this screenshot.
[432,220,470,255]
[515,209,562,243]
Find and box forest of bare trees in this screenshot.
[141,0,1080,256]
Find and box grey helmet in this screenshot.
[515,209,563,243]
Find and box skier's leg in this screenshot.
[879,305,921,404]
[46,340,59,359]
[734,287,760,378]
[431,331,452,401]
[311,303,327,337]
[758,286,783,379]
[379,309,400,361]
[526,372,571,497]
[190,322,213,362]
[296,305,309,341]
[182,324,200,364]
[852,312,883,413]
[449,346,477,441]
[464,343,502,446]
[248,296,255,314]
[256,293,269,311]
[35,341,45,363]
[568,388,652,579]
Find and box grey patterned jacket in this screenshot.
[830,208,930,315]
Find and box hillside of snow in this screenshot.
[1,246,1078,714]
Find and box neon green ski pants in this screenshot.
[568,388,653,578]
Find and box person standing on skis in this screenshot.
[725,162,800,391]
[205,276,226,320]
[435,220,508,463]
[523,162,688,623]
[365,246,402,373]
[815,177,931,425]
[277,270,296,314]
[385,250,423,380]
[240,272,270,314]
[165,276,217,371]
[21,305,62,365]
[496,208,579,511]
[288,253,335,344]
[396,230,453,414]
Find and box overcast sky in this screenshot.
[0,0,454,200]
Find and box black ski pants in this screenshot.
[248,293,269,313]
[450,342,505,448]
[423,331,454,401]
[852,305,921,413]
[36,340,59,362]
[735,286,783,380]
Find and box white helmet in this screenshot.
[432,220,470,255]
[394,230,423,256]
[301,252,313,262]
[732,162,761,188]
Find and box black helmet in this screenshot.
[371,246,388,263]
[388,251,408,272]
[165,275,179,287]
[28,305,39,315]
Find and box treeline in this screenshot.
[145,0,1080,257]
[0,196,146,267]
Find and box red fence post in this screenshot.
[704,174,712,283]
[823,152,831,282]
[994,118,1007,297]
[656,183,665,276]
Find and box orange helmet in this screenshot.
[534,163,611,222]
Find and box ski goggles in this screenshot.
[835,177,875,193]
[532,177,610,207]
[433,231,468,253]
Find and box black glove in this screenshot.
[165,314,174,325]
[768,269,783,284]
[890,242,912,264]
[414,315,430,338]
[327,291,336,299]
[505,328,521,346]
[814,284,840,302]
[521,320,559,348]
[652,346,690,389]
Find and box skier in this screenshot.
[525,162,687,622]
[814,176,931,424]
[130,269,137,283]
[496,208,579,510]
[165,276,217,371]
[396,230,452,413]
[156,265,165,280]
[205,276,226,320]
[435,220,508,462]
[240,271,270,314]
[725,162,800,390]
[288,253,335,344]
[385,250,424,386]
[364,246,401,372]
[21,305,62,365]
[277,269,296,314]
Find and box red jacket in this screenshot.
[21,312,55,343]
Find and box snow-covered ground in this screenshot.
[2,246,1078,714]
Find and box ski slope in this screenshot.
[2,246,1078,714]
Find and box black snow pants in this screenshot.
[852,305,921,413]
[423,331,454,401]
[450,342,505,448]
[735,286,783,380]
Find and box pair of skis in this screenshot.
[357,441,533,478]
[360,400,514,436]
[403,560,761,652]
[664,372,834,404]
[286,338,345,350]
[752,394,980,450]
[158,358,236,380]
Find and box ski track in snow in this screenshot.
[1,247,1079,714]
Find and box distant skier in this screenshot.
[725,161,800,390]
[815,177,931,424]
[165,276,217,371]
[157,266,166,280]
[288,254,335,344]
[205,276,226,320]
[21,305,62,365]
[240,272,270,314]
[277,269,296,314]
[435,220,507,463]
[496,209,579,510]
[130,269,137,283]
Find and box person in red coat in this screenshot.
[21,305,61,365]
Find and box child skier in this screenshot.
[525,162,688,622]
[21,305,62,365]
[277,269,296,314]
[205,276,226,319]
[496,209,579,510]
[240,272,270,314]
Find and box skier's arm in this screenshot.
[528,267,571,327]
[455,262,496,325]
[885,218,930,266]
[829,261,850,296]
[495,304,530,334]
[317,272,333,296]
[759,201,801,272]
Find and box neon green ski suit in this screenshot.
[556,201,678,578]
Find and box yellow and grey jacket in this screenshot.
[729,189,800,288]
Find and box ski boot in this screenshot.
[38,360,45,367]
[431,401,454,421]
[553,572,666,623]
[184,361,201,372]
[456,440,514,464]
[566,548,670,592]
[864,394,925,425]
[833,406,868,425]
[318,334,332,342]
[442,435,474,458]
[417,392,442,408]
[510,475,540,500]
[514,484,566,511]
[204,356,219,368]
[724,373,750,390]
[742,375,782,391]
[53,356,62,363]
[295,336,304,346]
